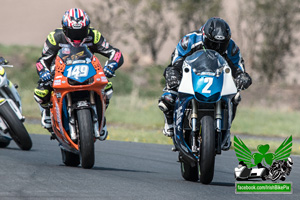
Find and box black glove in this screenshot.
[165,69,181,89]
[235,72,252,90]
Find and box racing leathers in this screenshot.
[34,28,123,140]
[36,27,123,80]
[158,29,252,150]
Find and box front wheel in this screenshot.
[77,109,94,169]
[0,101,32,150]
[199,116,215,184]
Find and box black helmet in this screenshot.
[202,17,231,54]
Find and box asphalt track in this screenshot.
[0,134,299,200]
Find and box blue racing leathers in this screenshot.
[164,29,246,90]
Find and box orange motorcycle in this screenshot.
[49,44,108,169]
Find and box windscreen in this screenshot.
[185,49,226,74]
[58,45,93,65]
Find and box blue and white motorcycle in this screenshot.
[173,49,238,184]
[0,59,32,150]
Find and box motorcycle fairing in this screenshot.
[51,47,108,153]
[178,63,194,96]
[220,66,237,96]
[174,49,238,165]
[173,95,198,165]
[192,72,223,103]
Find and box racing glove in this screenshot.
[39,68,52,82]
[165,69,181,89]
[235,72,252,90]
[104,62,118,78]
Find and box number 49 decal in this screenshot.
[202,77,213,93]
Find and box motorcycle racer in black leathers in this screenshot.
[158,17,252,150]
[34,8,123,140]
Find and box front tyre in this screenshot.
[0,101,32,150]
[77,109,94,169]
[199,116,215,184]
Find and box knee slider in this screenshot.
[158,92,177,112]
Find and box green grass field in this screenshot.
[24,95,300,154]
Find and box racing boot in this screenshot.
[104,82,113,109]
[162,112,174,137]
[41,109,52,129]
[158,90,177,137]
[99,82,112,141]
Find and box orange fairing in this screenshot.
[55,56,66,74]
[50,55,108,151]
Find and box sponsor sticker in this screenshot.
[53,79,61,86]
[101,76,108,82]
[62,48,70,54]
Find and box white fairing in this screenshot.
[0,65,23,116]
[6,99,23,120]
[178,62,195,95]
[0,67,7,87]
[221,66,237,96]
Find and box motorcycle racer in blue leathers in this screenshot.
[158,17,252,150]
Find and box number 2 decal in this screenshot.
[202,77,213,93]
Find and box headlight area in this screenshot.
[68,77,94,86]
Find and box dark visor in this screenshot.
[204,37,229,54]
[66,26,88,41]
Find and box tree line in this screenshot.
[85,0,300,83]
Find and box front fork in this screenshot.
[67,91,101,141]
[191,99,198,153]
[215,101,222,154]
[190,100,223,154]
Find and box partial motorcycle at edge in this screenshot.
[0,58,32,150]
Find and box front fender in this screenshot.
[173,95,198,164]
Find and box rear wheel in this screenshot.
[0,101,32,150]
[77,109,94,169]
[199,116,215,184]
[61,149,80,167]
[181,161,199,182]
